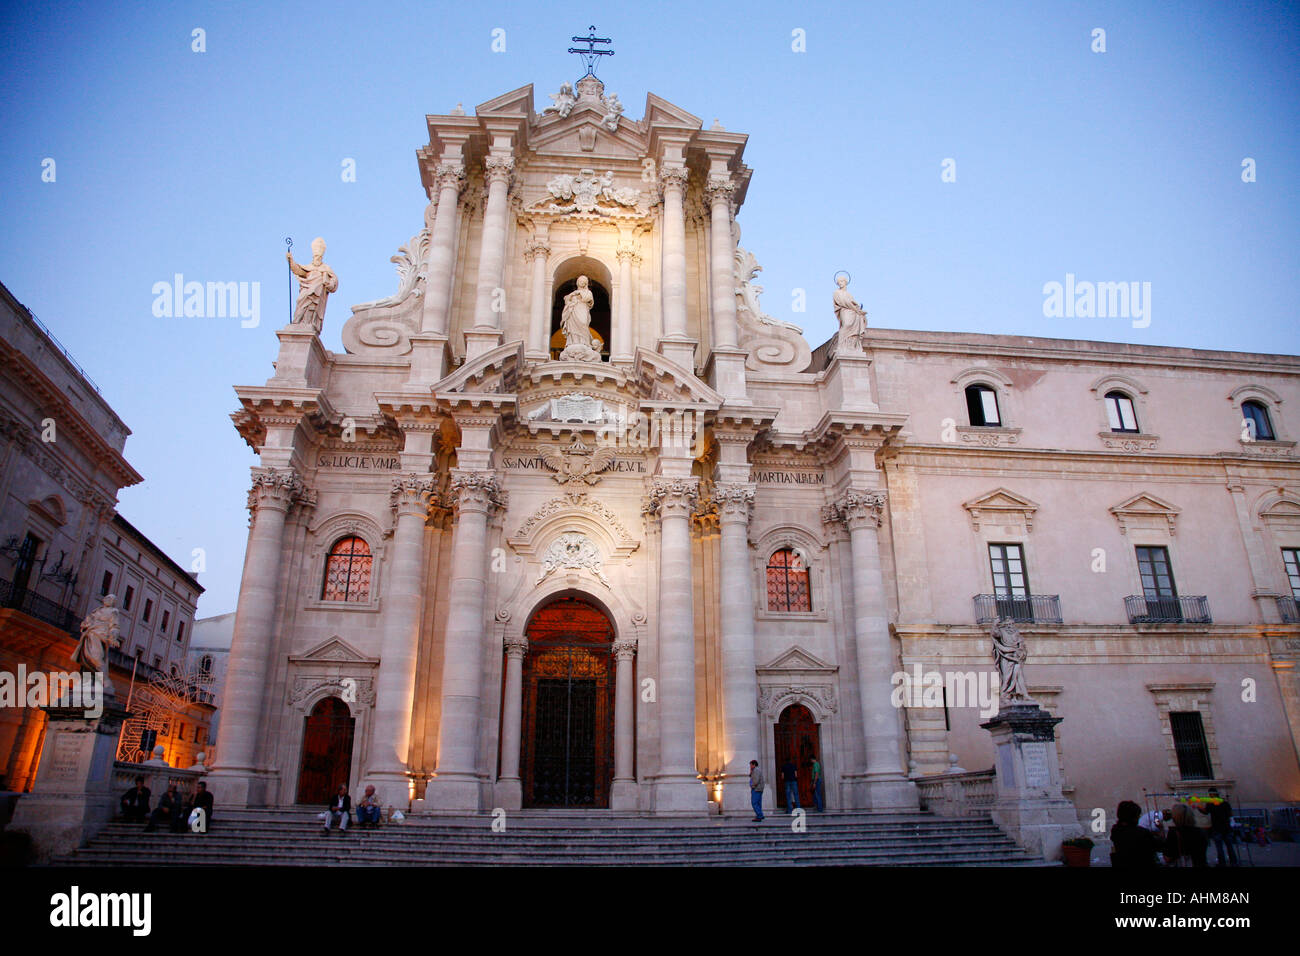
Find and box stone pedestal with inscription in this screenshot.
[8,702,130,863]
[980,704,1083,862]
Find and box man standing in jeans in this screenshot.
[782,757,800,812]
[748,760,765,822]
[810,756,825,812]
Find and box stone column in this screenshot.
[657,165,694,369]
[650,476,705,813]
[421,162,466,336]
[467,155,514,356]
[525,231,551,358]
[705,176,738,350]
[207,468,301,807]
[838,490,918,809]
[496,635,528,810]
[613,241,638,364]
[361,475,434,807]
[610,638,638,809]
[713,483,762,813]
[428,470,500,809]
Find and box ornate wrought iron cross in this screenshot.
[568,25,613,76]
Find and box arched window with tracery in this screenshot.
[767,548,811,612]
[321,536,372,602]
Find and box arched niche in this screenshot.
[550,256,613,360]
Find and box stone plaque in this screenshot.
[48,734,82,779]
[1022,741,1051,789]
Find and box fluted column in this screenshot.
[714,483,762,812]
[649,476,706,813]
[421,162,466,335]
[471,156,515,334]
[706,176,738,349]
[361,475,434,806]
[429,470,500,809]
[207,468,302,806]
[659,165,690,343]
[610,639,638,809]
[526,234,551,357]
[613,242,637,364]
[496,635,528,809]
[837,490,918,809]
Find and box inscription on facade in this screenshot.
[755,470,824,485]
[48,734,82,779]
[503,455,646,473]
[316,454,400,471]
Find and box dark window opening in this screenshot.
[964,384,1001,426]
[1170,711,1213,780]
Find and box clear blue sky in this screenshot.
[2,1,1297,616]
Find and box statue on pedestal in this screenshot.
[287,237,339,332]
[832,275,867,355]
[990,616,1033,705]
[73,594,121,696]
[559,275,601,362]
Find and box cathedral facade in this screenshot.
[208,74,1300,819]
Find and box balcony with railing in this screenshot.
[0,576,79,635]
[1124,594,1212,625]
[1277,596,1299,624]
[972,594,1063,625]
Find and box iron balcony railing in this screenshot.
[1277,596,1299,624]
[972,593,1063,625]
[1124,594,1212,625]
[0,577,79,635]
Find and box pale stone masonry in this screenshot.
[208,75,1300,821]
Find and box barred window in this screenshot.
[766,548,811,612]
[321,536,373,603]
[1170,711,1213,780]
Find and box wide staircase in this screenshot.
[54,807,1039,866]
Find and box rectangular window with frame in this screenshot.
[1169,710,1213,779]
[1135,545,1179,619]
[101,570,114,596]
[1283,548,1300,600]
[161,609,170,632]
[123,585,135,612]
[143,598,153,624]
[988,543,1031,619]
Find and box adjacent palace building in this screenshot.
[210,73,1300,821]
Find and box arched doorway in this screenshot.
[296,696,355,805]
[550,277,611,360]
[774,703,821,810]
[520,597,615,807]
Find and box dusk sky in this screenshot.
[2,1,1297,616]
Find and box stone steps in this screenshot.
[53,808,1039,866]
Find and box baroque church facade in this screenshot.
[208,74,1300,819]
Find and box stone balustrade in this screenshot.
[915,769,997,818]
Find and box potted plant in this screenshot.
[1061,836,1095,867]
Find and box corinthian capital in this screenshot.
[646,476,699,519]
[712,483,755,524]
[524,238,551,261]
[449,469,502,515]
[434,162,466,193]
[705,174,735,209]
[484,155,515,187]
[504,636,529,660]
[658,164,689,195]
[390,474,437,519]
[612,639,638,661]
[247,467,305,516]
[836,489,888,530]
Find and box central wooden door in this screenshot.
[774,703,821,810]
[296,696,355,805]
[521,598,614,807]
